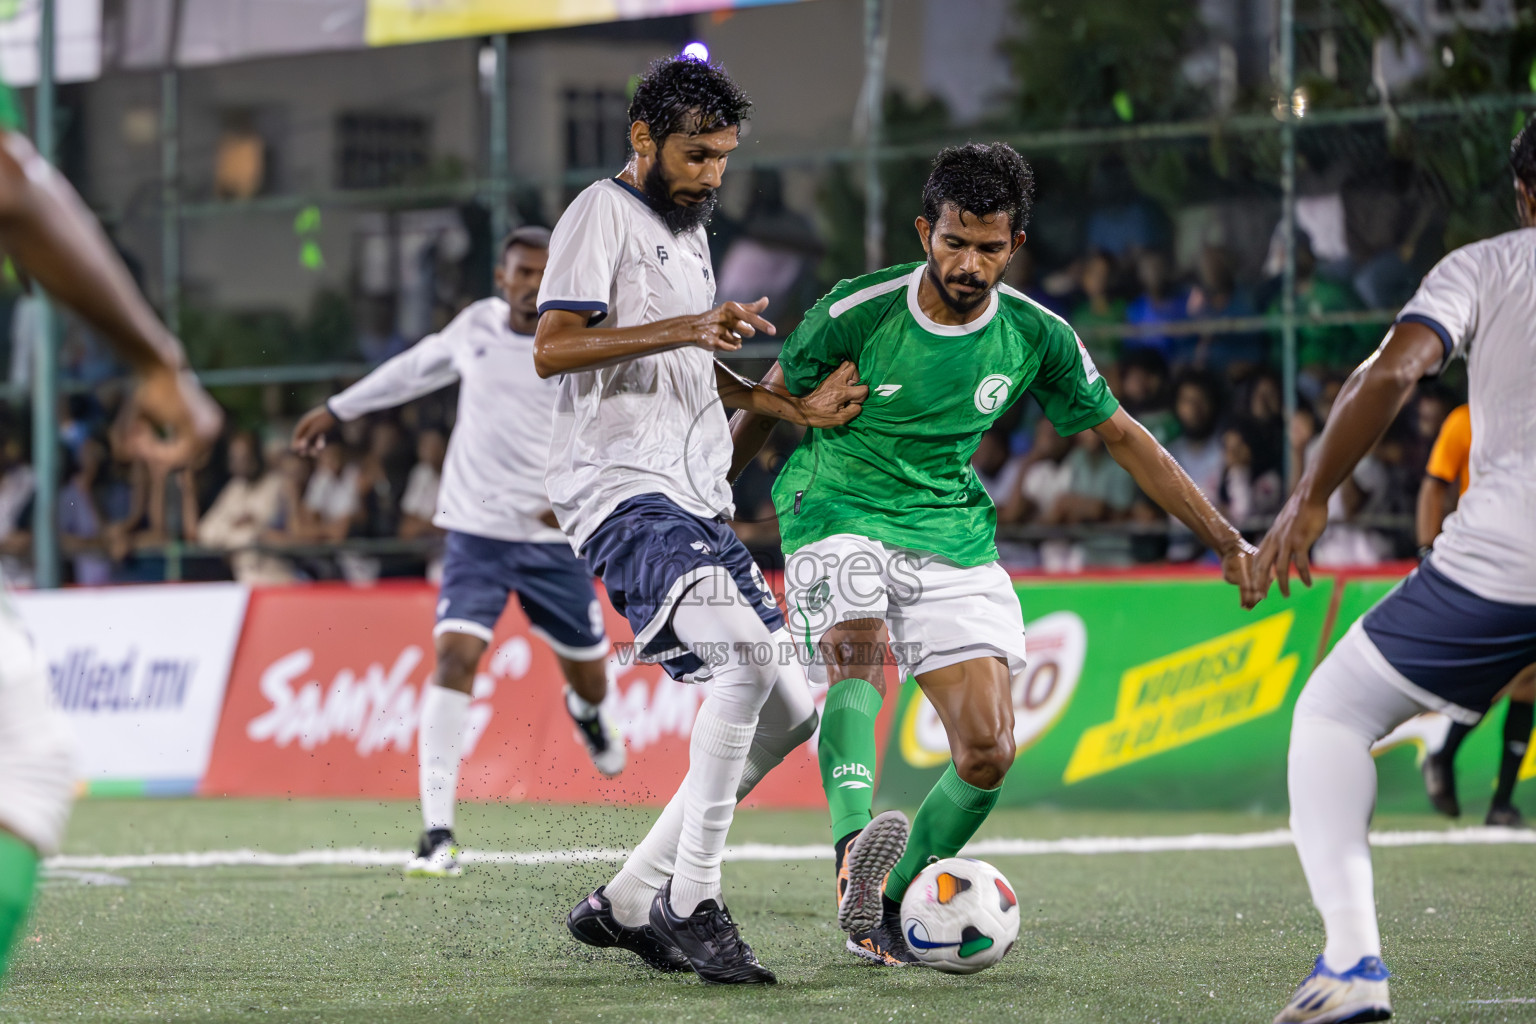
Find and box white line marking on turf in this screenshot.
[43,826,1536,872]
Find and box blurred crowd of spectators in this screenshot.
[0,194,1455,586]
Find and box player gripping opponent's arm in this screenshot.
[1258,321,1446,597]
[1089,407,1265,608]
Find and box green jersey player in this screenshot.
[731,143,1266,966]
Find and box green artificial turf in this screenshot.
[3,799,1534,1023]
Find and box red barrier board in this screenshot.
[201,580,893,809]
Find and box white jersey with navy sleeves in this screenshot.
[536,177,733,553]
[325,297,564,545]
[1395,227,1536,605]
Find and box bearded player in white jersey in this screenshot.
[0,121,221,982]
[540,56,865,984]
[1260,118,1536,1024]
[293,227,624,878]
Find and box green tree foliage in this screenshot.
[1004,0,1209,129]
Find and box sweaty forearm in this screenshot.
[533,312,696,377]
[1105,418,1244,555]
[726,363,789,483]
[0,134,181,375]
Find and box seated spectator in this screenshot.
[1068,250,1126,368]
[297,441,359,539]
[58,436,111,585]
[1041,428,1138,570]
[198,431,293,585]
[1187,244,1262,370]
[399,427,446,541]
[358,418,411,539]
[1123,250,1190,364]
[1115,348,1176,444]
[1271,234,1375,385]
[1219,421,1283,525]
[1166,370,1225,561]
[1239,369,1285,477]
[0,434,35,574]
[1166,370,1225,500]
[1003,418,1072,525]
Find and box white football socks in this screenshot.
[419,685,471,832]
[1288,625,1427,973]
[603,642,817,928]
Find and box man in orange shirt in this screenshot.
[1418,403,1533,826]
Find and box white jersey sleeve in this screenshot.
[1396,245,1481,373]
[537,183,625,325]
[327,328,460,422]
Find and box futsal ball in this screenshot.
[899,857,1020,974]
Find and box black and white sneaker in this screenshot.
[566,886,691,973]
[566,687,626,776]
[404,828,461,878]
[846,898,919,966]
[1421,750,1460,818]
[649,879,776,985]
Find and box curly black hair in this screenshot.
[1512,115,1536,191]
[628,55,752,149]
[921,142,1035,234]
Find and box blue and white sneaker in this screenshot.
[1273,955,1392,1023]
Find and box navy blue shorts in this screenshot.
[1363,558,1536,717]
[580,493,785,680]
[436,531,607,660]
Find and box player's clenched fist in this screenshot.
[688,297,776,352]
[291,404,338,455]
[798,361,867,428]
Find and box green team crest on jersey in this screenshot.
[772,262,1118,567]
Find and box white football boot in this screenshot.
[1274,955,1391,1023]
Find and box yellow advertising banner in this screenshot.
[1063,610,1300,784]
[366,1,802,47]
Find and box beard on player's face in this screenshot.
[924,253,995,314]
[641,155,719,235]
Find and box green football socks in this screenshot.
[818,677,884,843]
[885,763,1002,901]
[0,829,39,983]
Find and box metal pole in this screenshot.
[1279,0,1299,490]
[861,0,887,273]
[489,34,510,244]
[161,67,180,334]
[30,0,58,588]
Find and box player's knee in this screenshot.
[434,635,484,694]
[953,733,1015,790]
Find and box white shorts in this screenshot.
[783,534,1027,684]
[0,594,75,855]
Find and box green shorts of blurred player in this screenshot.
[0,593,75,984]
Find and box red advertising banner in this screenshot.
[202,580,893,808]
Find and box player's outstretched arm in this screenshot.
[291,333,459,455]
[727,361,788,482]
[532,298,775,378]
[0,129,220,462]
[1257,321,1445,596]
[1092,407,1266,609]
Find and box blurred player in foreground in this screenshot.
[537,56,864,983]
[292,227,624,879]
[1413,403,1533,827]
[731,142,1265,965]
[0,115,220,980]
[1260,119,1536,1024]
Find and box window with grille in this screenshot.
[563,88,630,172]
[335,112,431,190]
